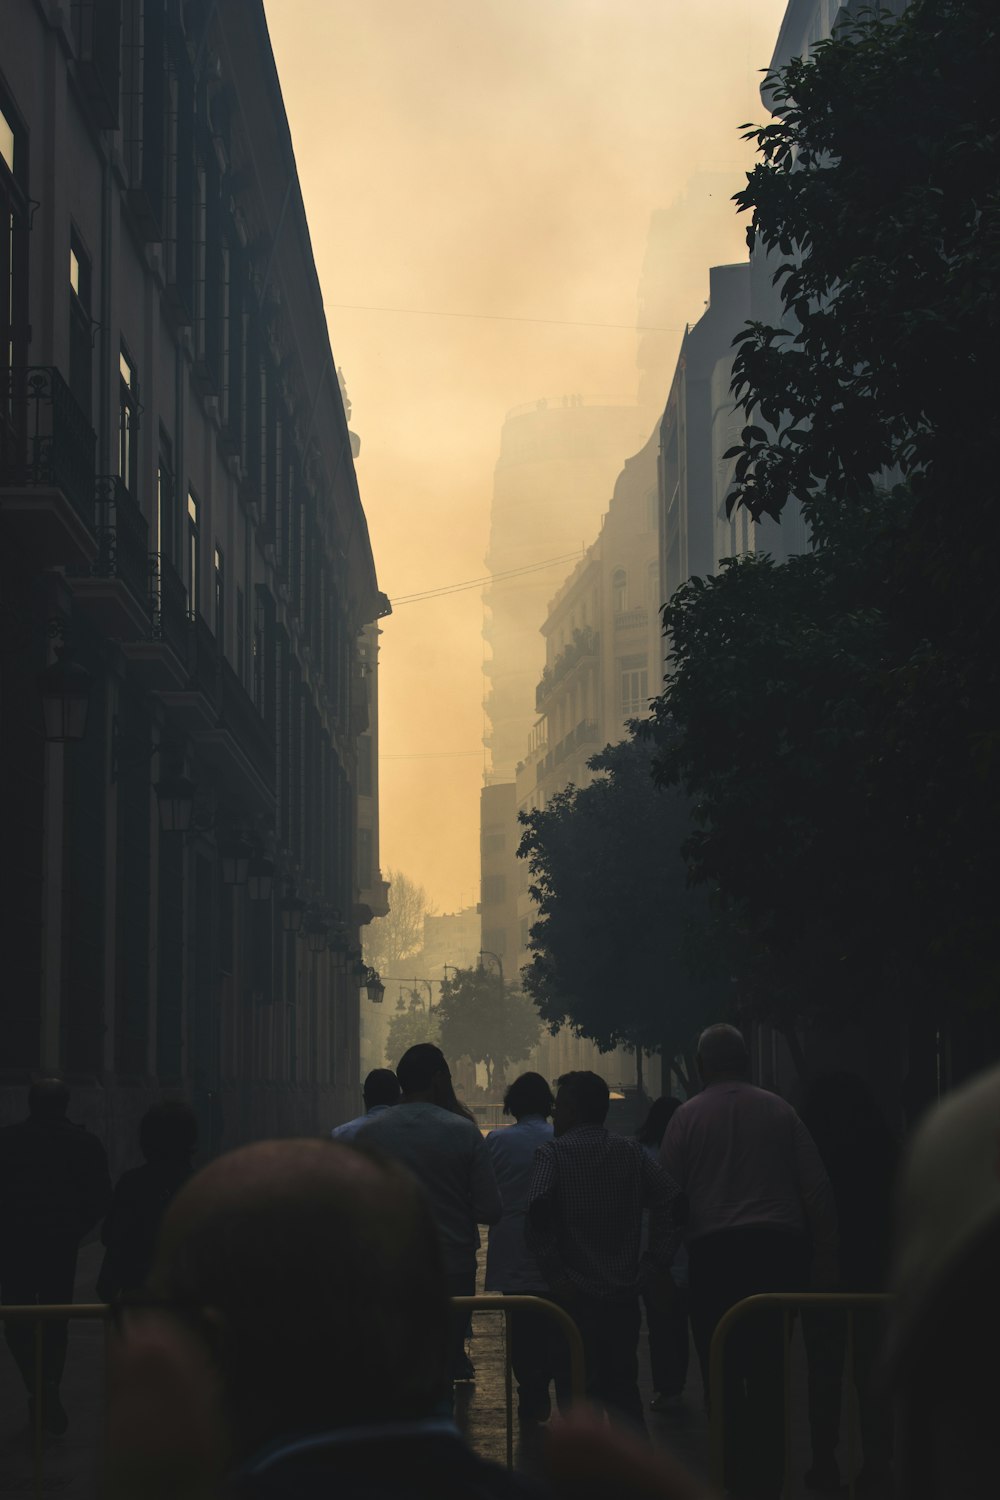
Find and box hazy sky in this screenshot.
[263,0,787,914]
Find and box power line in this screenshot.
[380,750,481,760]
[390,549,586,607]
[328,300,683,334]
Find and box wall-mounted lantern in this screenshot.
[247,856,275,903]
[39,647,92,742]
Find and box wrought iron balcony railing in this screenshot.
[148,552,189,663]
[0,366,96,526]
[90,475,149,609]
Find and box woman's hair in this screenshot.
[636,1095,682,1148]
[140,1099,198,1165]
[503,1072,555,1120]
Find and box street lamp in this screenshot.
[247,856,275,902]
[363,966,385,1004]
[479,950,504,982]
[154,774,196,833]
[220,836,251,887]
[38,646,92,742]
[279,893,306,934]
[304,911,329,954]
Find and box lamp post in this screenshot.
[479,950,504,983]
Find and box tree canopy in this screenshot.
[436,965,540,1095]
[517,738,728,1082]
[363,870,430,978]
[386,990,440,1069]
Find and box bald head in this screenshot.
[152,1139,448,1456]
[697,1024,750,1085]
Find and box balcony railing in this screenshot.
[220,659,276,791]
[149,553,189,663]
[90,475,149,608]
[188,613,220,708]
[614,606,648,632]
[0,366,96,526]
[535,627,599,712]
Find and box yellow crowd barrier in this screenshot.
[1,1293,584,1496]
[708,1291,894,1500]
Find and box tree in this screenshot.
[437,965,540,1095]
[517,738,728,1087]
[386,990,440,1067]
[363,870,430,977]
[660,0,1000,1067]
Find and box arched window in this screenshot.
[612,568,627,614]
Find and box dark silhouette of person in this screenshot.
[800,1071,899,1494]
[97,1100,198,1301]
[661,1025,837,1500]
[360,1044,501,1389]
[636,1095,690,1409]
[331,1068,400,1141]
[0,1078,111,1433]
[527,1070,683,1432]
[104,1137,544,1499]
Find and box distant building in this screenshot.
[0,0,384,1166]
[484,396,649,783]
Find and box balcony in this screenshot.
[69,476,150,637]
[188,658,276,814]
[614,606,648,633]
[123,553,189,688]
[0,366,97,565]
[535,627,599,713]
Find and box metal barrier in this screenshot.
[1,1294,584,1495]
[453,1294,586,1469]
[708,1292,894,1500]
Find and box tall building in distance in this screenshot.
[483,397,649,785]
[0,0,384,1164]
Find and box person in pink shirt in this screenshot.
[661,1024,837,1500]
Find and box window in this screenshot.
[1,88,28,379]
[119,346,138,492]
[69,230,92,417]
[483,832,504,856]
[620,655,648,718]
[482,874,506,905]
[482,929,507,958]
[647,560,660,609]
[357,827,373,891]
[213,544,224,647]
[156,426,174,562]
[186,490,200,616]
[358,736,373,797]
[612,568,627,615]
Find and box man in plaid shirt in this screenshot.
[526,1070,683,1428]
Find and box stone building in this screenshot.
[0,0,386,1169]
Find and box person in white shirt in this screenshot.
[661,1024,837,1500]
[484,1072,562,1421]
[330,1069,400,1142]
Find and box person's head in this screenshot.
[396,1043,453,1107]
[696,1024,749,1086]
[636,1095,682,1148]
[553,1071,610,1137]
[28,1077,70,1122]
[503,1072,555,1122]
[150,1139,449,1460]
[362,1068,400,1111]
[139,1100,198,1170]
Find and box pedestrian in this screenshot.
[526,1070,683,1431]
[485,1071,567,1421]
[359,1043,501,1388]
[800,1072,898,1495]
[636,1095,691,1411]
[0,1077,111,1434]
[330,1068,400,1141]
[661,1023,838,1500]
[97,1099,198,1301]
[103,1138,546,1500]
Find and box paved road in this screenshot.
[0,1244,867,1498]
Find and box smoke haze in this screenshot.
[263,0,787,910]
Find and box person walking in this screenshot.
[331,1068,400,1142]
[0,1078,111,1434]
[636,1096,690,1411]
[359,1044,501,1387]
[661,1024,838,1500]
[526,1070,682,1431]
[97,1100,198,1301]
[484,1071,565,1422]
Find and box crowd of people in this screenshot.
[0,1023,996,1499]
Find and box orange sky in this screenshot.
[263,0,787,913]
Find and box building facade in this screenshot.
[0,0,385,1169]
